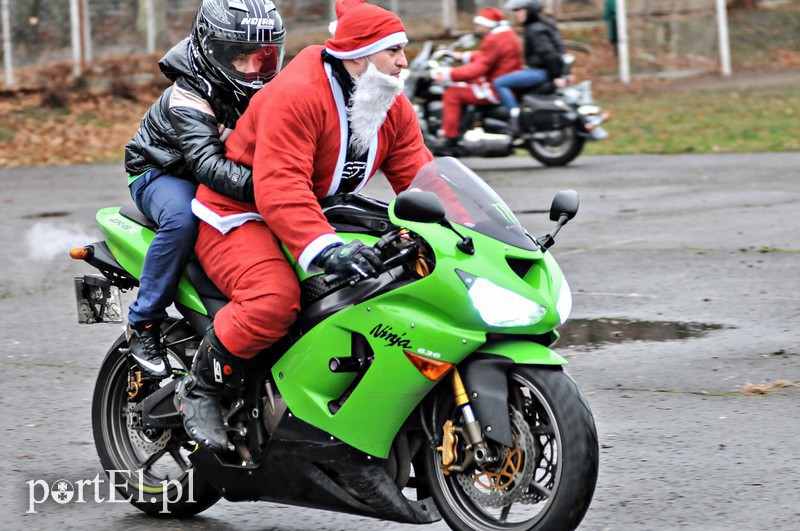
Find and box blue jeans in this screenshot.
[493,67,549,111]
[127,169,198,326]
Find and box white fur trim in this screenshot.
[491,22,512,33]
[473,16,499,28]
[325,32,408,60]
[191,199,264,234]
[328,20,337,36]
[470,81,500,104]
[323,62,350,197]
[298,234,345,272]
[354,137,378,193]
[322,62,380,195]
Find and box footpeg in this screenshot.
[223,399,247,436]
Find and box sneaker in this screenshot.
[126,321,170,378]
[507,107,521,136]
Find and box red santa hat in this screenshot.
[325,0,408,60]
[473,7,507,28]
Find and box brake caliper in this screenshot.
[437,419,459,474]
[128,370,144,400]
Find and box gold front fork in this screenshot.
[437,369,493,474]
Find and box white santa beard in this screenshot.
[347,62,404,157]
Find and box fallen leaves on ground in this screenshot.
[741,380,796,395]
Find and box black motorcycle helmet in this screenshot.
[504,0,545,12]
[191,0,286,100]
[504,0,545,23]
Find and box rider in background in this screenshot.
[493,0,566,134]
[431,7,522,156]
[122,0,285,379]
[177,0,433,454]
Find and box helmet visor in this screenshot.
[207,39,285,86]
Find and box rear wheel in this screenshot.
[526,127,585,167]
[91,319,220,517]
[423,366,598,530]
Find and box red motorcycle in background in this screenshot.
[404,35,610,166]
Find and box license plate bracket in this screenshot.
[74,275,123,324]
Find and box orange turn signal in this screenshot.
[403,350,454,381]
[70,247,89,260]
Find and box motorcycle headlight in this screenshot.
[556,277,572,325]
[464,276,547,328]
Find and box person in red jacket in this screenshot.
[432,7,523,155]
[175,0,433,454]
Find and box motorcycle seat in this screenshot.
[117,196,398,322]
[119,204,158,231]
[518,82,556,96]
[480,105,511,121]
[476,80,557,122]
[185,260,228,318]
[119,203,229,318]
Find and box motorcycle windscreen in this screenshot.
[407,157,537,251]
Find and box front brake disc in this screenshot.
[456,407,536,509]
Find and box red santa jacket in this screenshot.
[449,25,523,85]
[194,45,433,270]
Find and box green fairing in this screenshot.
[271,200,568,458]
[95,188,569,458]
[271,303,486,458]
[476,340,566,365]
[96,207,208,315]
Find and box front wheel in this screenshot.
[423,366,598,530]
[526,127,585,167]
[91,319,221,517]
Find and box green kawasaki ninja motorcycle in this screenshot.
[71,157,598,530]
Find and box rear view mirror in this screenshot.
[394,191,447,224]
[549,189,579,222]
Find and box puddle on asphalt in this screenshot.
[557,318,728,351]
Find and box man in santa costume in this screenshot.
[175,0,433,454]
[432,7,523,156]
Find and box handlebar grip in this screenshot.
[322,273,347,285]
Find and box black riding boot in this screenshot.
[432,136,465,157]
[174,328,243,453]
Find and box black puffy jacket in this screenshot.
[124,38,254,203]
[521,12,565,82]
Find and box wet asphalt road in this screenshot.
[1,153,799,530]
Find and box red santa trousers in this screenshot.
[195,220,301,359]
[441,84,495,139]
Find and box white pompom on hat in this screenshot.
[325,0,408,60]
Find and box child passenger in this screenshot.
[123,0,285,378]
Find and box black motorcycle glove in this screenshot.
[316,240,383,279]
